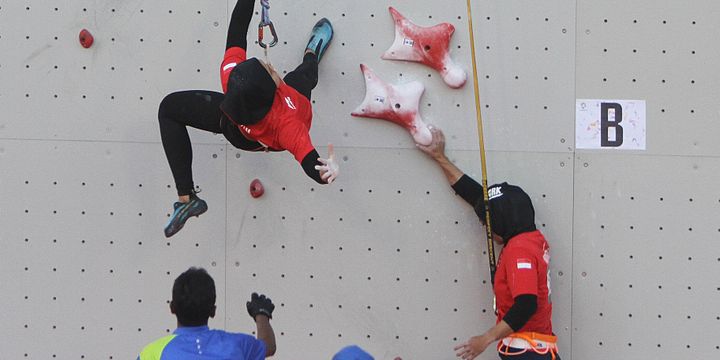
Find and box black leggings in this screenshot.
[159,0,318,196]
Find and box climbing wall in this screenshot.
[572,0,720,358]
[0,0,717,360]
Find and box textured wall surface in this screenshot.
[0,1,718,359]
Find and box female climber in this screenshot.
[158,0,338,237]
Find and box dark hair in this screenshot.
[171,267,216,326]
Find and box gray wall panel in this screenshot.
[577,0,720,157]
[0,140,227,359]
[474,0,576,153]
[572,153,720,359]
[0,1,226,144]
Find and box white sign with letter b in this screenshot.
[576,99,646,150]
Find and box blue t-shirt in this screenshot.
[138,326,266,360]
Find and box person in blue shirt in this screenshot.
[138,267,277,359]
[333,345,375,360]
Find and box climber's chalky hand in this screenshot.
[315,144,339,184]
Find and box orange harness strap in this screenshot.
[497,332,559,360]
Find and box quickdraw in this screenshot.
[258,0,278,57]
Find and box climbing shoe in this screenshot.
[164,194,208,238]
[305,18,334,63]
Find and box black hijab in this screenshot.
[474,182,536,241]
[220,57,277,125]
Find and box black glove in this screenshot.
[246,292,274,320]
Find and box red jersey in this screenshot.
[220,47,315,162]
[494,230,553,335]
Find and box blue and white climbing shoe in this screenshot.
[305,18,333,63]
[164,194,208,238]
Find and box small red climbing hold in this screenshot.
[249,179,264,198]
[79,29,94,48]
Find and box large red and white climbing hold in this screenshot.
[382,7,467,89]
[351,64,432,146]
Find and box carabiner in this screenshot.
[258,0,278,49]
[258,21,278,49]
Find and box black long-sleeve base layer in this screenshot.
[451,174,486,212]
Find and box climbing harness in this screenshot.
[258,0,278,62]
[497,332,559,360]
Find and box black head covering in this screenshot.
[220,57,277,126]
[474,182,536,241]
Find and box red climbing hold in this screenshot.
[79,29,94,48]
[382,7,467,89]
[249,179,265,198]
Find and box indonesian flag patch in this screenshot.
[516,259,533,270]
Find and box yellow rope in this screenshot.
[465,0,496,281]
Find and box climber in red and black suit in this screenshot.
[158,0,337,238]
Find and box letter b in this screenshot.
[601,102,623,147]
